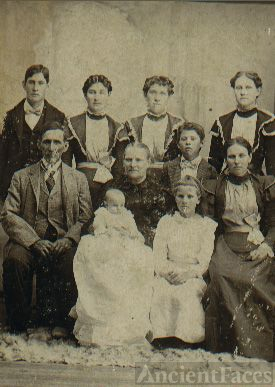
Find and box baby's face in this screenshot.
[106,196,125,214]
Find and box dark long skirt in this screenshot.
[205,233,275,361]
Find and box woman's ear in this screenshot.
[196,195,201,206]
[256,87,262,99]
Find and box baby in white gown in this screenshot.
[72,189,153,346]
[92,189,145,243]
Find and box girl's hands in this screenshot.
[165,270,198,285]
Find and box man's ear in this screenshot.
[37,139,42,151]
[63,141,69,152]
[22,80,26,91]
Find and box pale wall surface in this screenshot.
[0,1,275,155]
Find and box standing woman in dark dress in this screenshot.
[63,75,129,209]
[208,71,275,175]
[118,76,185,181]
[122,76,184,162]
[204,137,275,361]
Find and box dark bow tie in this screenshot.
[25,107,42,116]
[236,108,257,118]
[86,111,106,120]
[147,112,167,121]
[180,159,198,170]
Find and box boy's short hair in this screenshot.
[24,64,49,84]
[176,122,205,143]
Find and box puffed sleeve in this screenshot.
[61,117,75,167]
[163,129,179,161]
[0,112,12,199]
[200,179,217,219]
[208,119,224,173]
[153,215,173,276]
[193,217,217,276]
[262,177,275,248]
[111,123,131,178]
[251,130,265,175]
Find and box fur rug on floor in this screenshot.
[0,331,271,378]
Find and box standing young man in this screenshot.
[0,64,66,200]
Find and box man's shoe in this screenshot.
[28,327,52,342]
[52,326,69,339]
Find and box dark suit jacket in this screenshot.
[0,99,65,199]
[0,162,92,254]
[208,109,275,174]
[161,156,217,192]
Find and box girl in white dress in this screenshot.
[72,189,154,346]
[150,176,217,346]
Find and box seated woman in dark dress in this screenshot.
[204,137,275,361]
[119,76,185,181]
[105,142,174,247]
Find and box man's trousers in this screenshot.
[3,242,77,332]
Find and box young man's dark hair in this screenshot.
[24,64,50,84]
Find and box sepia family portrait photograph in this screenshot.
[0,0,275,386]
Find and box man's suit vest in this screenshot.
[35,171,67,239]
[21,118,44,166]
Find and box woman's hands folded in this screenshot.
[249,242,274,261]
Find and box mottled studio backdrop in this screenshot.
[0,0,275,156]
